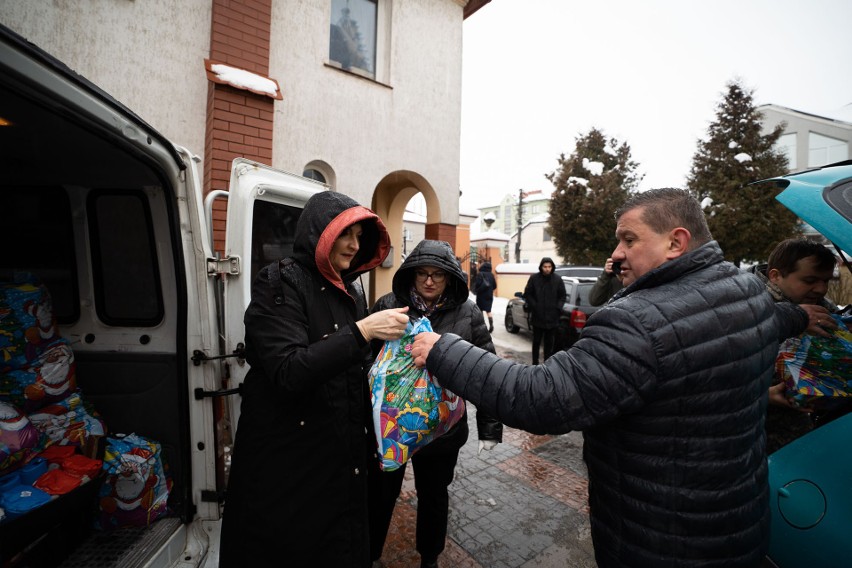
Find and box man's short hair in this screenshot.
[615,188,713,249]
[767,238,836,276]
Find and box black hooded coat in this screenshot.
[220,191,390,567]
[472,261,497,312]
[371,240,503,449]
[523,257,567,329]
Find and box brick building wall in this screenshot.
[204,0,276,253]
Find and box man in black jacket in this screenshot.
[523,257,566,364]
[411,189,831,568]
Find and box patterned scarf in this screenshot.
[409,285,446,318]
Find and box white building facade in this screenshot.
[0,0,490,299]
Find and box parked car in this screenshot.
[0,24,321,567]
[504,276,601,349]
[757,161,852,568]
[554,265,604,278]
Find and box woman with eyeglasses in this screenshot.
[367,240,503,568]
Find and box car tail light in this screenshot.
[570,309,586,329]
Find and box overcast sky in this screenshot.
[458,0,852,212]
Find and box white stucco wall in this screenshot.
[0,0,213,159]
[0,0,464,225]
[269,0,463,224]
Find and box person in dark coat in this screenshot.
[219,191,410,567]
[523,257,567,364]
[368,240,502,568]
[410,189,828,568]
[752,238,841,452]
[472,260,497,332]
[589,257,624,306]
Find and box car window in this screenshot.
[576,283,593,306]
[563,281,574,299]
[556,267,602,278]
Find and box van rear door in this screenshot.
[214,159,324,480]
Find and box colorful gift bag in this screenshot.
[368,317,465,471]
[96,433,170,530]
[28,391,106,448]
[0,274,62,373]
[778,314,852,409]
[0,400,44,472]
[1,338,77,412]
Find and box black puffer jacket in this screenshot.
[372,240,502,448]
[221,191,390,567]
[425,242,808,568]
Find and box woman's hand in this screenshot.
[356,307,409,341]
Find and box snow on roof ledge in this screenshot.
[205,59,283,100]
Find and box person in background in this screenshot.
[369,240,502,568]
[220,191,409,567]
[523,257,566,364]
[472,259,497,332]
[410,188,828,568]
[589,257,624,306]
[752,238,841,452]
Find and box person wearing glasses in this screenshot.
[368,240,503,568]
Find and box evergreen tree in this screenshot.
[546,128,642,265]
[686,80,798,266]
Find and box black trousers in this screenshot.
[532,325,557,364]
[368,442,461,562]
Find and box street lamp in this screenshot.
[402,227,412,255]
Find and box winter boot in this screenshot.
[488,316,494,333]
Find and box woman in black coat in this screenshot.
[472,261,497,332]
[368,240,502,568]
[219,191,409,567]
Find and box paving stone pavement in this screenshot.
[374,344,598,568]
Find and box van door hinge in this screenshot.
[207,256,240,276]
[201,490,225,503]
[191,343,245,366]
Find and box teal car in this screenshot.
[757,161,852,568]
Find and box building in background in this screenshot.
[0,0,491,301]
[761,104,852,174]
[507,216,562,265]
[477,189,552,235]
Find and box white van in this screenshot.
[0,24,322,566]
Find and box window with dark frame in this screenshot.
[88,191,163,326]
[329,0,377,77]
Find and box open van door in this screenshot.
[212,159,325,482]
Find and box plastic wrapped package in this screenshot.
[1,274,77,412]
[778,314,852,409]
[96,433,170,530]
[0,275,62,372]
[0,400,44,472]
[368,318,465,471]
[28,391,105,448]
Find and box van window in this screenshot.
[88,191,163,325]
[251,199,302,280]
[0,186,79,323]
